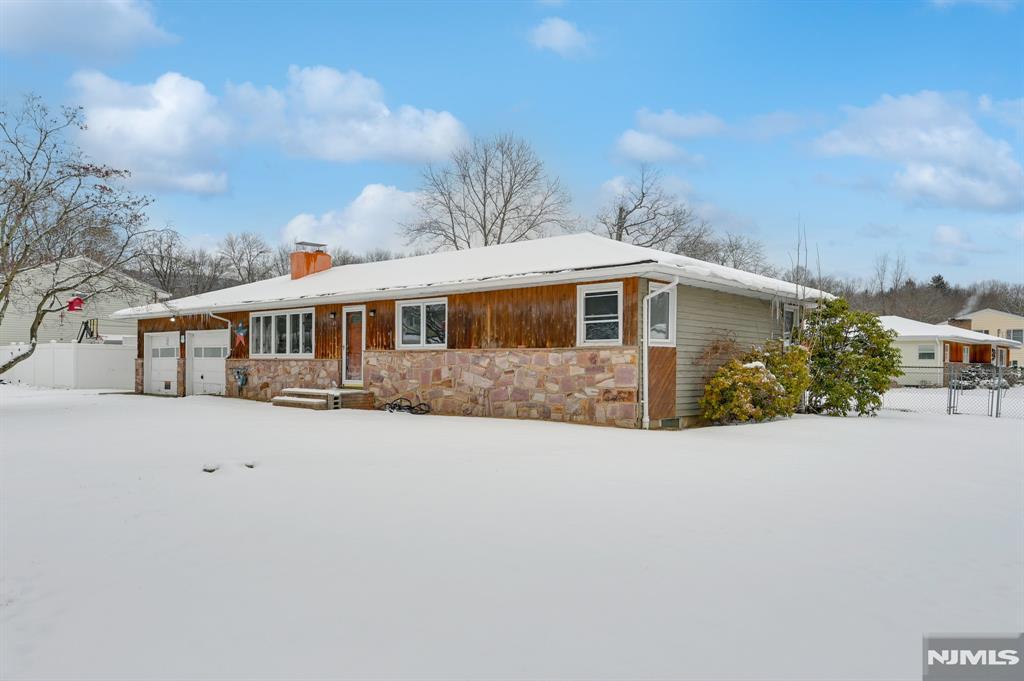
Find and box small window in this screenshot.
[397,299,447,349]
[301,312,313,354]
[202,346,224,358]
[917,344,935,361]
[577,283,623,346]
[151,348,159,358]
[159,347,176,358]
[1009,329,1023,343]
[782,304,799,343]
[193,346,202,358]
[647,283,675,346]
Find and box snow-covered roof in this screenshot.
[880,315,1021,347]
[954,308,1024,321]
[113,233,831,319]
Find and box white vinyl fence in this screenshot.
[1,341,137,390]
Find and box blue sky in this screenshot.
[2,0,1022,283]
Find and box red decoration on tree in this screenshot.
[67,296,84,312]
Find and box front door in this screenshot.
[343,306,365,386]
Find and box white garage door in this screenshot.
[145,332,179,395]
[187,329,229,396]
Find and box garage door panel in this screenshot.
[187,330,228,396]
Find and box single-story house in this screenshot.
[114,234,829,428]
[879,315,1022,387]
[943,308,1024,367]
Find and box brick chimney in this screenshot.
[947,317,972,330]
[290,242,331,280]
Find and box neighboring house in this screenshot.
[879,315,1022,387]
[1,256,167,346]
[114,234,830,429]
[945,308,1024,367]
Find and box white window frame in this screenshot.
[963,346,971,363]
[646,282,676,347]
[576,282,624,347]
[249,308,315,358]
[917,344,936,361]
[396,298,448,350]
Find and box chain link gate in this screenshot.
[882,364,1022,419]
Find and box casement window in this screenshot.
[250,308,314,357]
[577,282,623,346]
[917,344,936,361]
[647,282,676,347]
[397,298,447,349]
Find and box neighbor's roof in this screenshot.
[880,315,1022,347]
[955,308,1024,321]
[114,233,831,320]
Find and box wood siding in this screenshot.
[647,346,676,420]
[137,313,248,360]
[675,286,773,417]
[136,277,639,365]
[447,278,638,349]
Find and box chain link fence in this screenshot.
[881,364,1023,419]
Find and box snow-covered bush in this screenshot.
[802,298,902,416]
[699,359,787,424]
[741,340,811,417]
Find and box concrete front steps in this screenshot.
[271,387,374,411]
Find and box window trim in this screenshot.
[576,282,624,347]
[646,281,676,348]
[395,297,448,350]
[249,307,315,358]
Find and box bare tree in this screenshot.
[405,133,572,250]
[330,246,362,266]
[219,232,271,283]
[596,165,712,252]
[1,95,154,373]
[179,247,223,296]
[708,233,777,276]
[269,244,293,277]
[138,230,185,294]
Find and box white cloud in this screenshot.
[0,0,174,57]
[815,91,1024,212]
[742,111,817,140]
[635,109,726,138]
[614,130,703,164]
[978,95,1024,131]
[529,17,591,58]
[281,184,420,254]
[922,224,995,266]
[229,65,467,162]
[71,70,231,194]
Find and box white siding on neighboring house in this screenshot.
[0,259,163,345]
[891,339,943,387]
[675,286,775,417]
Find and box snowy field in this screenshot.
[1,386,1021,681]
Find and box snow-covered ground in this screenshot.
[1,386,1021,680]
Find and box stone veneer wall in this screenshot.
[225,358,340,401]
[365,348,640,428]
[134,358,144,394]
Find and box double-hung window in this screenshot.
[250,308,314,357]
[397,298,447,349]
[647,282,676,346]
[577,283,623,346]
